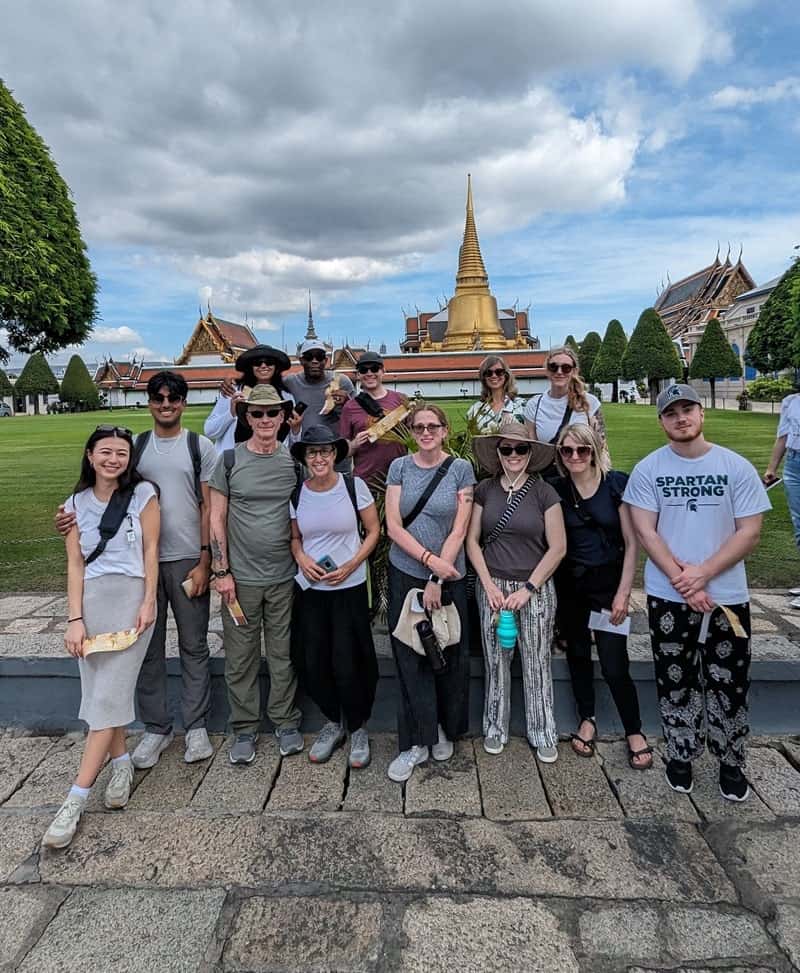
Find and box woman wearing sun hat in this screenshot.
[466,421,566,760]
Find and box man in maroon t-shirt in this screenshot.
[340,351,407,490]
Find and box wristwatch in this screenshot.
[524,580,538,594]
[428,574,443,585]
[211,568,231,579]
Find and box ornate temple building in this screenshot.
[175,310,258,365]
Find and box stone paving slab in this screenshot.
[747,746,800,815]
[28,595,68,617]
[16,887,226,973]
[707,820,800,904]
[0,595,59,619]
[0,811,50,881]
[224,895,385,972]
[399,896,579,973]
[0,885,67,973]
[267,735,347,811]
[0,735,55,803]
[537,742,623,819]
[473,737,552,821]
[769,902,800,970]
[404,740,482,818]
[191,736,281,813]
[663,905,776,965]
[342,734,403,814]
[126,735,221,810]
[1,617,51,634]
[596,741,700,822]
[3,739,81,807]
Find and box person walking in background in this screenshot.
[466,422,565,760]
[289,427,380,768]
[204,345,295,453]
[624,384,770,802]
[43,426,159,849]
[384,403,475,782]
[554,424,652,769]
[763,389,800,605]
[466,355,526,432]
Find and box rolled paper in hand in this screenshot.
[319,372,345,415]
[366,402,410,443]
[82,629,138,655]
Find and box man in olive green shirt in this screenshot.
[209,385,303,764]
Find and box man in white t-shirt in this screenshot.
[764,391,800,604]
[624,384,770,803]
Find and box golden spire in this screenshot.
[455,173,489,290]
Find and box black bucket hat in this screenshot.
[290,424,349,465]
[235,344,291,373]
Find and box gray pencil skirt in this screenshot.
[78,574,153,730]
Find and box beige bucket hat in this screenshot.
[472,419,555,476]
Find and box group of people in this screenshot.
[42,342,771,850]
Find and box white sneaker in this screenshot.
[537,744,559,764]
[791,596,800,610]
[789,588,800,596]
[387,745,429,782]
[104,759,134,809]
[431,724,453,762]
[484,735,504,755]
[184,728,214,763]
[42,795,86,849]
[132,731,174,769]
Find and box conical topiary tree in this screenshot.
[688,316,742,409]
[564,334,580,355]
[622,308,683,405]
[592,319,628,402]
[60,354,100,411]
[745,258,800,374]
[15,352,59,413]
[578,331,602,389]
[0,368,13,399]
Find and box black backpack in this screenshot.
[132,429,203,504]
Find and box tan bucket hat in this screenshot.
[472,419,555,476]
[235,383,294,421]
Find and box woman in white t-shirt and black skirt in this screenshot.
[289,426,380,769]
[43,425,160,849]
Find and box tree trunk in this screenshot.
[612,379,619,403]
[649,378,659,406]
[709,378,716,410]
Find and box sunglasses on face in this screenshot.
[95,424,132,437]
[305,446,335,458]
[247,408,284,420]
[148,392,184,404]
[558,444,592,459]
[497,443,531,456]
[357,364,382,374]
[252,359,276,369]
[302,352,327,363]
[411,422,443,435]
[484,367,506,378]
[548,362,574,374]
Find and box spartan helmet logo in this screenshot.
[686,498,698,512]
[668,386,682,398]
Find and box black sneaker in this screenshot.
[719,763,750,802]
[665,759,693,793]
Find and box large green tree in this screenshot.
[592,319,628,402]
[15,351,58,413]
[59,354,100,410]
[745,259,800,374]
[578,331,602,386]
[622,308,683,405]
[0,367,12,398]
[0,79,97,363]
[688,316,742,409]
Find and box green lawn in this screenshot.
[0,402,796,591]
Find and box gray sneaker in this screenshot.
[184,728,214,764]
[104,759,134,809]
[349,728,371,769]
[42,794,86,849]
[229,733,257,765]
[276,726,304,756]
[536,744,559,764]
[483,735,504,755]
[387,745,429,782]
[309,722,345,763]
[431,724,453,762]
[132,731,174,769]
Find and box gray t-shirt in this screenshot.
[386,455,476,579]
[208,443,297,585]
[134,429,216,562]
[285,370,355,473]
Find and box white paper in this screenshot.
[588,609,631,637]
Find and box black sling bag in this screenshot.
[402,457,455,529]
[83,485,137,565]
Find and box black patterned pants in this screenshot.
[648,597,751,768]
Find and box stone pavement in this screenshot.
[2,730,800,971]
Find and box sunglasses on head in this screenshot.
[547,361,574,374]
[95,424,133,438]
[148,392,183,404]
[558,444,592,459]
[247,407,284,420]
[497,443,531,456]
[357,363,382,374]
[484,367,506,378]
[411,422,443,434]
[252,358,276,369]
[302,351,326,362]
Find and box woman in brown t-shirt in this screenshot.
[466,422,566,759]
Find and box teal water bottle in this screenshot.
[496,609,518,651]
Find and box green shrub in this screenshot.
[746,377,796,401]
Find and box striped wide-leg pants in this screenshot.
[477,576,558,747]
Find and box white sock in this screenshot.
[69,784,90,801]
[111,753,131,767]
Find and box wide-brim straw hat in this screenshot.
[235,383,294,421]
[472,419,555,476]
[290,424,349,465]
[235,344,291,373]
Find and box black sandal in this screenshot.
[570,717,597,758]
[627,737,654,771]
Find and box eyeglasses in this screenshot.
[411,423,443,435]
[497,443,531,456]
[148,393,184,404]
[252,358,276,369]
[548,362,574,375]
[558,444,593,459]
[95,424,132,437]
[247,408,284,419]
[357,363,382,374]
[305,446,335,458]
[302,351,327,362]
[484,367,506,378]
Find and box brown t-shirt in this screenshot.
[474,476,561,581]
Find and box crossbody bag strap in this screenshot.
[549,401,573,444]
[483,476,535,548]
[84,485,136,565]
[402,456,455,529]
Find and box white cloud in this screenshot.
[710,77,800,108]
[91,325,143,344]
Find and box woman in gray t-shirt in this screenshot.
[384,404,476,783]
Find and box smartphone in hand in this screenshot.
[764,476,783,491]
[316,554,338,572]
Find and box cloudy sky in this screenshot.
[1,0,798,365]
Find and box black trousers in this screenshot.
[388,565,470,752]
[648,597,751,768]
[557,562,642,736]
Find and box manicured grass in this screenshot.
[0,402,796,591]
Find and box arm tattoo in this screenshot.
[592,408,607,444]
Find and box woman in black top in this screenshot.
[554,424,652,769]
